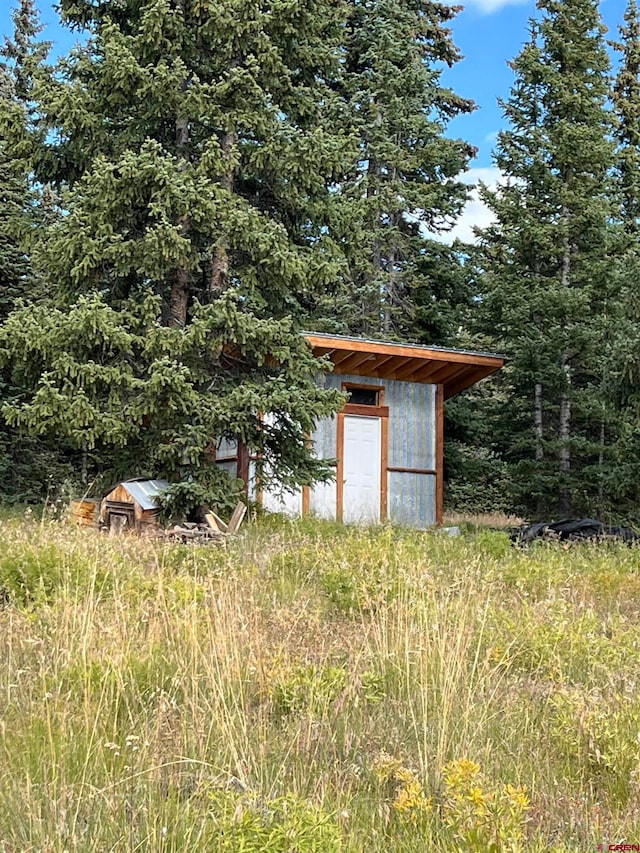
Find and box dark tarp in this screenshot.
[511,518,640,547]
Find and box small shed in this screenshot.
[216,333,503,528]
[101,478,169,533]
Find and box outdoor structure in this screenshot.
[101,478,169,533]
[215,334,504,528]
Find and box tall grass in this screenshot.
[0,515,638,850]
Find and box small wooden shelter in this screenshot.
[216,333,504,528]
[101,478,169,533]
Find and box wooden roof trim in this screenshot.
[424,362,470,385]
[393,359,444,382]
[374,356,414,379]
[337,350,379,373]
[407,362,457,384]
[368,354,397,373]
[331,349,358,367]
[444,366,498,399]
[306,334,502,368]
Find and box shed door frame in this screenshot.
[336,407,388,523]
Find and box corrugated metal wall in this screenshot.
[313,374,437,527]
[308,410,338,518]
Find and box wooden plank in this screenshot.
[380,415,388,522]
[342,403,389,418]
[205,511,228,534]
[332,349,358,367]
[387,466,437,475]
[237,443,250,493]
[385,357,421,380]
[336,412,344,522]
[334,351,378,373]
[409,362,462,385]
[69,499,98,526]
[444,365,499,399]
[436,384,444,527]
[365,355,396,374]
[227,501,247,534]
[393,359,440,382]
[341,381,385,395]
[307,334,504,367]
[106,484,132,504]
[425,362,469,385]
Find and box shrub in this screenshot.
[203,788,343,852]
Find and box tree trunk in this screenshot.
[167,104,191,327]
[168,263,189,328]
[81,439,88,485]
[558,213,572,515]
[534,381,545,516]
[383,197,400,335]
[559,357,571,514]
[210,129,236,295]
[534,382,544,461]
[383,246,396,334]
[598,417,605,508]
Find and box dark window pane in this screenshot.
[347,387,379,406]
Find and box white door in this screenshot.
[342,415,382,523]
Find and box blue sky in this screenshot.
[443,0,625,168]
[0,0,629,237]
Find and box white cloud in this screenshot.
[462,0,530,13]
[459,166,504,188]
[427,166,505,245]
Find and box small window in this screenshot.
[347,386,379,406]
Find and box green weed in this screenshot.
[0,513,638,850]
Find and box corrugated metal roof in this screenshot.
[301,331,504,361]
[122,479,169,511]
[305,333,504,398]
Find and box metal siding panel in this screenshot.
[313,373,437,526]
[308,414,337,518]
[262,486,302,516]
[388,471,436,527]
[322,372,380,392]
[385,380,435,470]
[310,413,337,459]
[122,480,169,510]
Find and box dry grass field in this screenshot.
[0,512,639,851]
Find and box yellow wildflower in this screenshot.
[505,784,530,811]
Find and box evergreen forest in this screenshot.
[1,0,640,523]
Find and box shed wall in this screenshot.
[314,374,437,527]
[102,483,162,531]
[388,471,436,527]
[309,411,338,519]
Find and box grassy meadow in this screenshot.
[0,512,639,851]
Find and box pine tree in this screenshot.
[0,2,72,503]
[0,0,50,310]
[0,142,31,318]
[0,0,348,507]
[600,0,640,516]
[478,1,617,517]
[612,0,640,236]
[314,0,475,339]
[0,0,50,163]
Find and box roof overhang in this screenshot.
[306,333,504,400]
